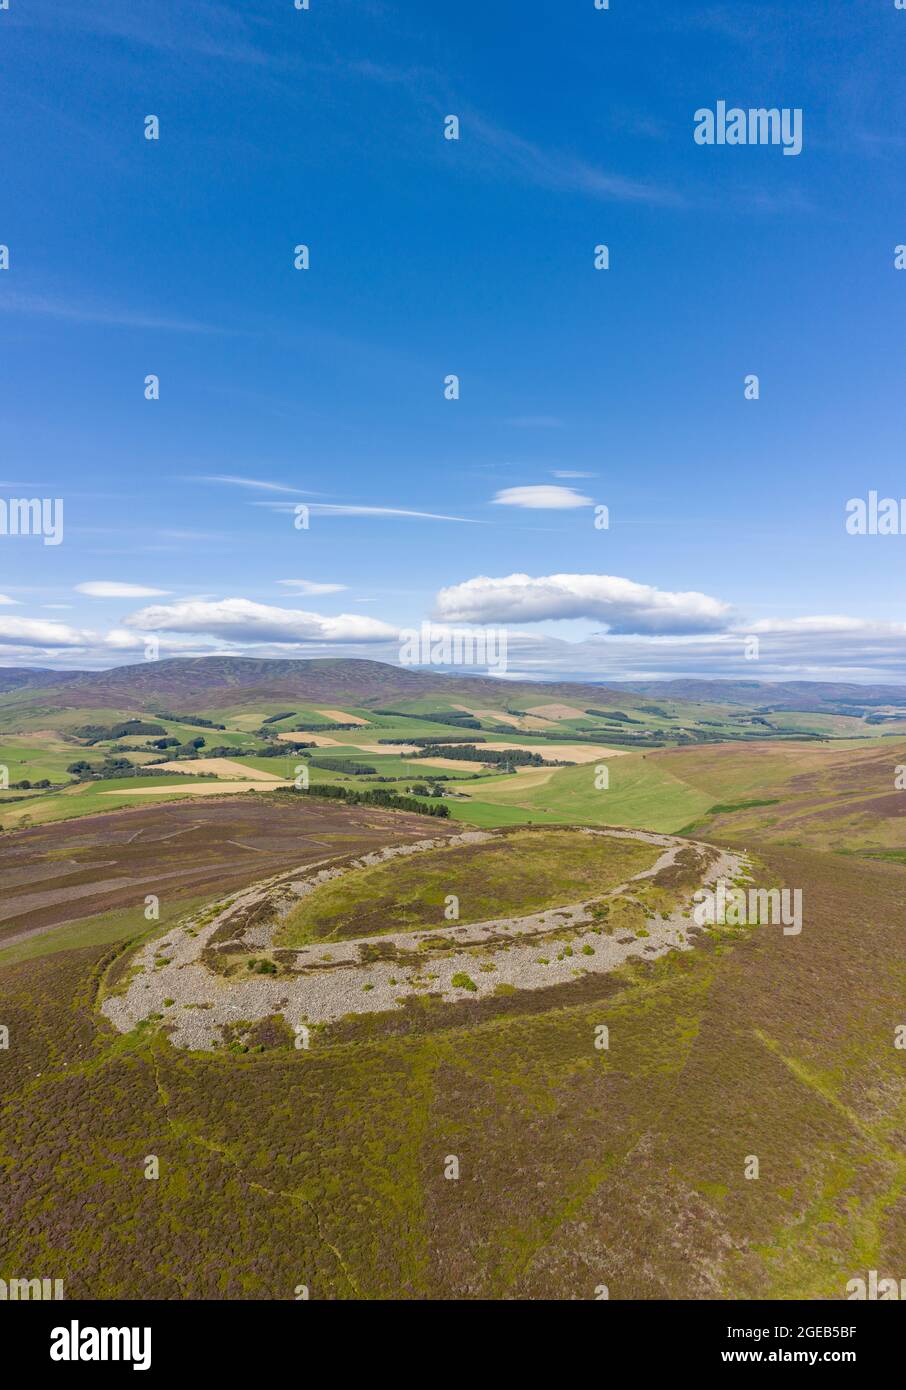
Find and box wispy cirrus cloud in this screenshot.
[18,0,281,69]
[194,475,319,495]
[255,502,482,523]
[466,112,683,208]
[0,290,222,335]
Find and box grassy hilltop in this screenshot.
[1,658,905,1300]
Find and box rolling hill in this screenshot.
[617,678,906,714]
[3,656,906,718]
[0,657,650,715]
[0,667,82,694]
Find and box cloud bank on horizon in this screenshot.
[2,567,906,687]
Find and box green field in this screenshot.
[0,774,225,829]
[234,751,491,783]
[0,736,80,785]
[449,755,714,831]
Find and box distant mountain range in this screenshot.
[0,657,630,710]
[0,657,905,716]
[0,667,82,693]
[612,678,906,712]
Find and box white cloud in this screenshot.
[76,581,171,598]
[277,579,348,595]
[104,628,148,649]
[746,615,906,636]
[2,604,906,684]
[396,622,906,685]
[552,470,597,479]
[0,617,93,648]
[434,573,733,634]
[492,485,593,509]
[125,597,399,644]
[0,594,19,605]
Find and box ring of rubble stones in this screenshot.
[101,826,749,1051]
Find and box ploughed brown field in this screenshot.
[0,795,458,946]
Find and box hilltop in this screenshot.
[3,656,906,717]
[0,657,639,714]
[0,667,83,694]
[616,678,906,714]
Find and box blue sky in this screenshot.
[1,0,905,683]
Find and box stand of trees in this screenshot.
[72,720,168,744]
[308,757,376,775]
[372,709,482,729]
[278,783,450,817]
[413,744,553,767]
[290,721,367,732]
[377,734,485,747]
[254,741,313,756]
[584,708,643,723]
[157,713,226,729]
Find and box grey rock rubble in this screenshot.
[101,827,749,1051]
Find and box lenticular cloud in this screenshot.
[434,573,732,635]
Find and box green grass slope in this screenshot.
[451,754,714,832]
